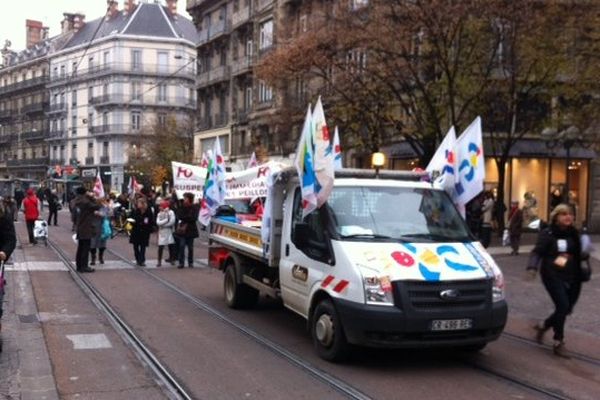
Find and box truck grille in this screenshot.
[395,279,490,311]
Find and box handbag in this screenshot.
[580,257,592,282]
[176,221,188,236]
[502,228,510,246]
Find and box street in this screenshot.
[1,208,600,400]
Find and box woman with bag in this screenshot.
[156,200,176,267]
[90,197,111,266]
[130,197,155,267]
[527,204,587,357]
[175,192,199,269]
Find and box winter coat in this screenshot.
[508,208,523,236]
[48,193,60,212]
[22,195,39,222]
[91,205,111,249]
[156,209,176,246]
[129,207,155,246]
[75,194,101,240]
[0,204,16,260]
[527,224,583,283]
[175,204,199,239]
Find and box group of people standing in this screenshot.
[71,188,200,272]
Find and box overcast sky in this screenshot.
[0,0,190,51]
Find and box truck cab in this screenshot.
[210,168,507,361]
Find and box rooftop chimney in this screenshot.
[106,0,119,20]
[73,13,86,31]
[26,20,46,48]
[123,0,136,16]
[166,0,177,17]
[61,13,86,34]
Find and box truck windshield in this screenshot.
[327,186,472,242]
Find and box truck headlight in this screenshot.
[492,271,505,302]
[364,276,394,306]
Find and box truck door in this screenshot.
[280,188,334,318]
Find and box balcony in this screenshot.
[22,129,47,141]
[208,19,231,40]
[197,115,212,130]
[208,66,231,85]
[213,112,229,127]
[90,124,131,136]
[6,157,49,168]
[236,109,250,124]
[22,102,48,114]
[50,159,65,166]
[232,7,251,28]
[47,103,67,114]
[257,0,274,13]
[0,76,49,95]
[0,109,14,121]
[85,157,95,165]
[232,56,254,76]
[100,156,110,164]
[47,130,66,141]
[198,29,208,44]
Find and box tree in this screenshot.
[128,116,194,187]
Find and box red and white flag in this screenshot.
[247,151,258,169]
[93,170,105,198]
[200,152,209,168]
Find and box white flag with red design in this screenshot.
[93,170,105,198]
[311,97,334,207]
[247,151,258,169]
[199,151,209,168]
[333,126,342,170]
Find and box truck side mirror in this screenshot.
[292,222,311,248]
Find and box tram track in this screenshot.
[46,238,194,400]
[105,248,579,400]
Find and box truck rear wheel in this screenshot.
[224,264,259,309]
[311,299,350,362]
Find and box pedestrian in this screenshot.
[481,191,494,248]
[3,196,17,223]
[493,200,507,236]
[175,192,199,269]
[22,189,40,245]
[90,197,111,266]
[527,204,587,357]
[0,199,17,338]
[14,187,24,217]
[129,197,154,267]
[156,200,176,267]
[74,187,101,273]
[37,186,45,212]
[508,200,523,255]
[47,189,60,226]
[466,194,483,239]
[69,190,78,232]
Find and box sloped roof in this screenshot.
[64,2,200,49]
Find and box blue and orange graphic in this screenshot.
[455,142,481,196]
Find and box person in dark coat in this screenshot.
[508,200,523,255]
[14,188,24,218]
[129,197,154,266]
[0,200,17,336]
[175,192,199,268]
[74,187,101,273]
[47,189,60,226]
[527,204,586,358]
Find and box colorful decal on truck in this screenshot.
[348,242,487,282]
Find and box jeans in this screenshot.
[178,237,194,267]
[76,239,91,271]
[133,244,146,265]
[48,208,58,225]
[541,273,582,341]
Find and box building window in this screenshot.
[259,19,273,50]
[72,61,78,75]
[299,15,308,33]
[88,86,94,101]
[258,81,272,103]
[158,84,167,102]
[102,141,109,157]
[72,89,77,106]
[351,0,369,10]
[60,65,66,77]
[88,56,94,71]
[157,52,168,73]
[60,145,65,160]
[103,112,109,127]
[131,111,141,131]
[132,49,142,71]
[72,115,77,136]
[103,51,110,67]
[158,113,167,126]
[131,82,142,101]
[71,144,77,161]
[88,112,93,132]
[87,142,94,158]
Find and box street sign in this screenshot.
[81,169,96,178]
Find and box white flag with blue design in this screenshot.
[294,105,318,218]
[311,97,335,207]
[454,117,485,215]
[426,126,456,193]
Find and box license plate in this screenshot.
[431,319,472,331]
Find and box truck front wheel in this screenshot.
[224,264,259,309]
[311,299,350,362]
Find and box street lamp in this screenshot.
[371,152,386,178]
[542,125,591,204]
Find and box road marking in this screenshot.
[66,334,112,350]
[5,262,68,271]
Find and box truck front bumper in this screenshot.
[335,298,508,348]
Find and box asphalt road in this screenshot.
[3,209,600,399]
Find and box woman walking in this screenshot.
[129,197,154,267]
[156,200,176,267]
[508,200,523,255]
[175,192,199,269]
[90,197,111,266]
[527,204,587,357]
